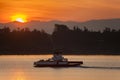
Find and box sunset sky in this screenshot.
[0,0,120,22]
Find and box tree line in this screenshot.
[0,24,120,55]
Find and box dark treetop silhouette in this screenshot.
[0,24,120,55]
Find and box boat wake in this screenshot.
[80,66,120,70]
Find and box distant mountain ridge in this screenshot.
[0,18,120,34]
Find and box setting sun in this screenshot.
[11,14,27,23]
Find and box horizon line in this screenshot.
[1,18,120,24]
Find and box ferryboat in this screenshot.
[34,52,83,67]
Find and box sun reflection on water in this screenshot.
[11,70,26,80]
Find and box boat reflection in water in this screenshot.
[34,51,83,67]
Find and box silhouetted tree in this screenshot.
[0,24,120,55]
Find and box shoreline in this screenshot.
[0,50,120,55]
[0,53,120,55]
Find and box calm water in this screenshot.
[0,55,120,80]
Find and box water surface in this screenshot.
[0,55,120,80]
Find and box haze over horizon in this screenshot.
[0,18,120,34]
[0,0,120,22]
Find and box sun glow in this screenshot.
[11,70,26,80]
[11,14,27,23]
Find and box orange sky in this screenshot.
[0,0,120,22]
